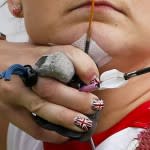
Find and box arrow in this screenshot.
[80,67,150,91]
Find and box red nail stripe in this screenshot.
[74,116,93,131]
[92,99,104,111]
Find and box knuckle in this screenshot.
[34,78,58,100]
[64,46,82,59]
[28,99,47,113]
[0,82,13,94]
[56,109,69,125]
[0,82,17,101]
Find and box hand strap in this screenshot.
[0,64,38,87]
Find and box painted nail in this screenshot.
[90,75,100,84]
[92,99,104,111]
[12,4,22,17]
[80,82,99,92]
[80,76,100,92]
[74,116,93,131]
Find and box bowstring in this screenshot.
[87,0,95,40]
[85,0,95,52]
[88,0,96,149]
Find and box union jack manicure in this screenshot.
[90,76,100,84]
[74,116,93,131]
[79,77,100,92]
[92,99,104,111]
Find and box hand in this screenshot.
[0,41,102,143]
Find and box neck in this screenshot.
[95,65,150,133]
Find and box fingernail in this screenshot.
[80,76,100,92]
[74,116,93,131]
[79,83,99,92]
[91,99,104,111]
[90,75,100,84]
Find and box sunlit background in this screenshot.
[0,0,28,42]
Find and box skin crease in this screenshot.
[6,0,150,144]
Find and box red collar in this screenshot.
[93,100,150,145]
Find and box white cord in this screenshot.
[90,137,96,150]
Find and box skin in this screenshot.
[3,0,150,149]
[0,41,99,150]
[19,0,150,71]
[18,0,150,131]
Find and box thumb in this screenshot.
[42,45,99,84]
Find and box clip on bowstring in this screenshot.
[0,64,38,87]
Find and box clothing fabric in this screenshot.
[7,124,44,150]
[7,101,150,150]
[95,127,143,150]
[7,126,143,150]
[44,128,143,150]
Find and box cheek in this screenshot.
[129,1,150,35]
[90,18,150,71]
[22,0,63,44]
[92,21,138,56]
[127,1,150,54]
[23,11,60,44]
[24,15,88,45]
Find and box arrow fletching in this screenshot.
[99,69,128,90]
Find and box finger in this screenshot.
[0,102,68,143]
[43,45,99,84]
[0,76,94,132]
[19,89,93,132]
[33,77,104,114]
[64,45,99,83]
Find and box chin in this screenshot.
[91,22,132,56]
[45,22,90,45]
